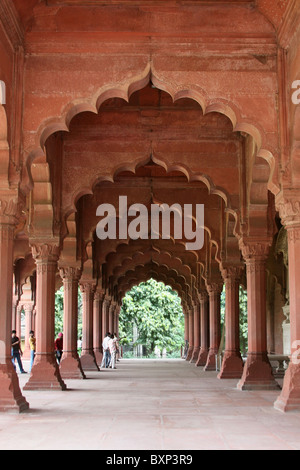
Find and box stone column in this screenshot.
[182,308,189,359]
[204,282,223,371]
[24,243,66,391]
[218,266,244,379]
[282,305,291,355]
[196,291,209,366]
[11,295,19,331]
[114,305,120,336]
[108,302,116,334]
[186,307,194,361]
[0,211,29,411]
[190,302,200,363]
[274,195,300,411]
[59,267,86,380]
[80,282,99,371]
[15,303,22,339]
[102,298,110,340]
[238,241,279,391]
[23,302,34,359]
[93,289,104,365]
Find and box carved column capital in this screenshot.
[93,288,105,302]
[30,240,60,264]
[239,238,271,262]
[23,302,34,314]
[59,266,81,281]
[198,290,208,303]
[221,264,244,282]
[79,281,96,295]
[275,190,300,228]
[0,194,22,225]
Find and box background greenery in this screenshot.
[54,280,248,356]
[119,279,185,358]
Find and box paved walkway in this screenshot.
[1,358,300,450]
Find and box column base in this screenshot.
[60,354,86,380]
[218,350,244,379]
[80,350,100,371]
[204,349,218,371]
[22,348,31,360]
[94,349,103,366]
[274,362,300,412]
[185,347,193,362]
[190,347,200,363]
[237,353,280,391]
[0,362,29,412]
[24,355,66,391]
[195,348,208,367]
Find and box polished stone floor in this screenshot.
[1,358,300,450]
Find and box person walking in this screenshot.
[29,330,36,372]
[11,330,27,374]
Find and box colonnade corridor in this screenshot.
[1,358,300,450]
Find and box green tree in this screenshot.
[119,279,184,357]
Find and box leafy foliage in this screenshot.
[119,279,184,356]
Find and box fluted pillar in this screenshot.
[204,282,223,371]
[190,302,200,363]
[218,266,244,379]
[238,240,279,391]
[0,212,29,411]
[102,298,110,340]
[108,302,116,334]
[24,243,66,391]
[59,267,86,380]
[93,288,104,365]
[186,307,194,361]
[23,302,34,359]
[80,282,99,371]
[275,194,300,410]
[196,291,209,366]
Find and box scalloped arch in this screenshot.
[24,63,280,247]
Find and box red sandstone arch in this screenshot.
[22,64,279,213]
[116,263,192,305]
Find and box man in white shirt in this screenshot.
[108,334,117,369]
[101,333,111,368]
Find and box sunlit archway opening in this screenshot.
[119,279,184,359]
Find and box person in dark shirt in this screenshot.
[11,330,26,374]
[55,332,63,364]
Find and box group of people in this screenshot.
[101,332,121,369]
[11,329,123,373]
[11,329,36,374]
[11,329,60,374]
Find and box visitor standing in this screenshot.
[11,330,27,374]
[108,334,117,369]
[101,332,111,368]
[55,332,63,364]
[29,330,36,371]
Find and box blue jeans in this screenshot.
[30,350,35,371]
[104,349,111,368]
[11,349,25,373]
